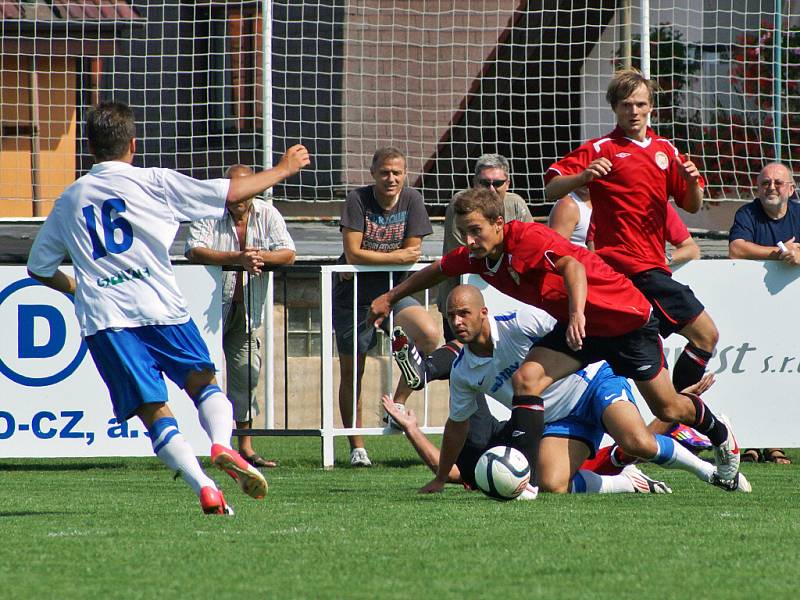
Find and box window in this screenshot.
[287,305,320,357]
[286,304,389,358]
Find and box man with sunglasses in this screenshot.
[437,154,533,341]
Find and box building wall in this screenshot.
[341,1,520,188]
[0,54,75,215]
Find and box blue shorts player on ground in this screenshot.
[26,101,310,515]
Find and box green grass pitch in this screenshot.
[1,438,798,600]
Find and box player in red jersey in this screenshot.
[544,68,718,397]
[366,188,740,485]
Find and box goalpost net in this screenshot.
[0,1,797,217]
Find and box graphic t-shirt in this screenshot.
[334,185,432,306]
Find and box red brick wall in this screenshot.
[341,2,520,186]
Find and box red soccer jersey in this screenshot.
[546,126,704,276]
[665,202,690,246]
[439,221,652,337]
[586,203,689,252]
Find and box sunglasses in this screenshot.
[478,178,508,188]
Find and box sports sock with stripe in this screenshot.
[672,343,712,391]
[148,416,216,494]
[649,434,715,481]
[684,392,728,446]
[194,384,234,446]
[571,469,635,494]
[509,395,545,481]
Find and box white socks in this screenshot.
[196,385,234,447]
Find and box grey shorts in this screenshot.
[223,302,262,422]
[333,296,419,355]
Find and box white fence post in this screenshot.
[320,266,336,468]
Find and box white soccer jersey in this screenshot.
[448,306,604,422]
[27,161,229,336]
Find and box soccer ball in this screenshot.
[474,445,531,501]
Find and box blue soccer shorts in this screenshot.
[543,363,636,457]
[85,319,216,421]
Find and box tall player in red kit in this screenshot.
[367,188,741,488]
[544,68,725,446]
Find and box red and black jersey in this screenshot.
[546,126,704,276]
[439,221,652,337]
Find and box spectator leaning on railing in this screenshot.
[185,164,297,470]
[332,146,440,467]
[728,161,798,466]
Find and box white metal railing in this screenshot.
[319,263,445,468]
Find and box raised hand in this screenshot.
[581,157,613,183]
[278,144,311,176]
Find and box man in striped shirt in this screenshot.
[186,164,296,469]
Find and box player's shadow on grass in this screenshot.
[0,462,126,472]
[379,458,427,469]
[0,511,71,518]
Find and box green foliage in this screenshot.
[1,438,799,599]
[698,23,800,197]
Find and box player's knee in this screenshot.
[650,402,683,423]
[416,321,441,354]
[511,367,545,396]
[618,431,658,460]
[537,471,570,494]
[686,316,719,351]
[183,369,216,399]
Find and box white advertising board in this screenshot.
[0,265,222,457]
[470,259,800,448]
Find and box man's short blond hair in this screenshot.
[606,68,658,110]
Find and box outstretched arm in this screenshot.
[382,396,462,483]
[418,417,470,493]
[368,260,448,328]
[226,144,310,204]
[553,255,586,351]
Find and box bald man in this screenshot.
[185,164,296,468]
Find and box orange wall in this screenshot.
[0,55,76,217]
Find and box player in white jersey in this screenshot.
[400,285,750,495]
[26,101,310,515]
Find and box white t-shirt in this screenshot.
[449,305,603,422]
[569,192,592,248]
[28,161,229,336]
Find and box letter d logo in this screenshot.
[18,305,67,358]
[0,278,87,386]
